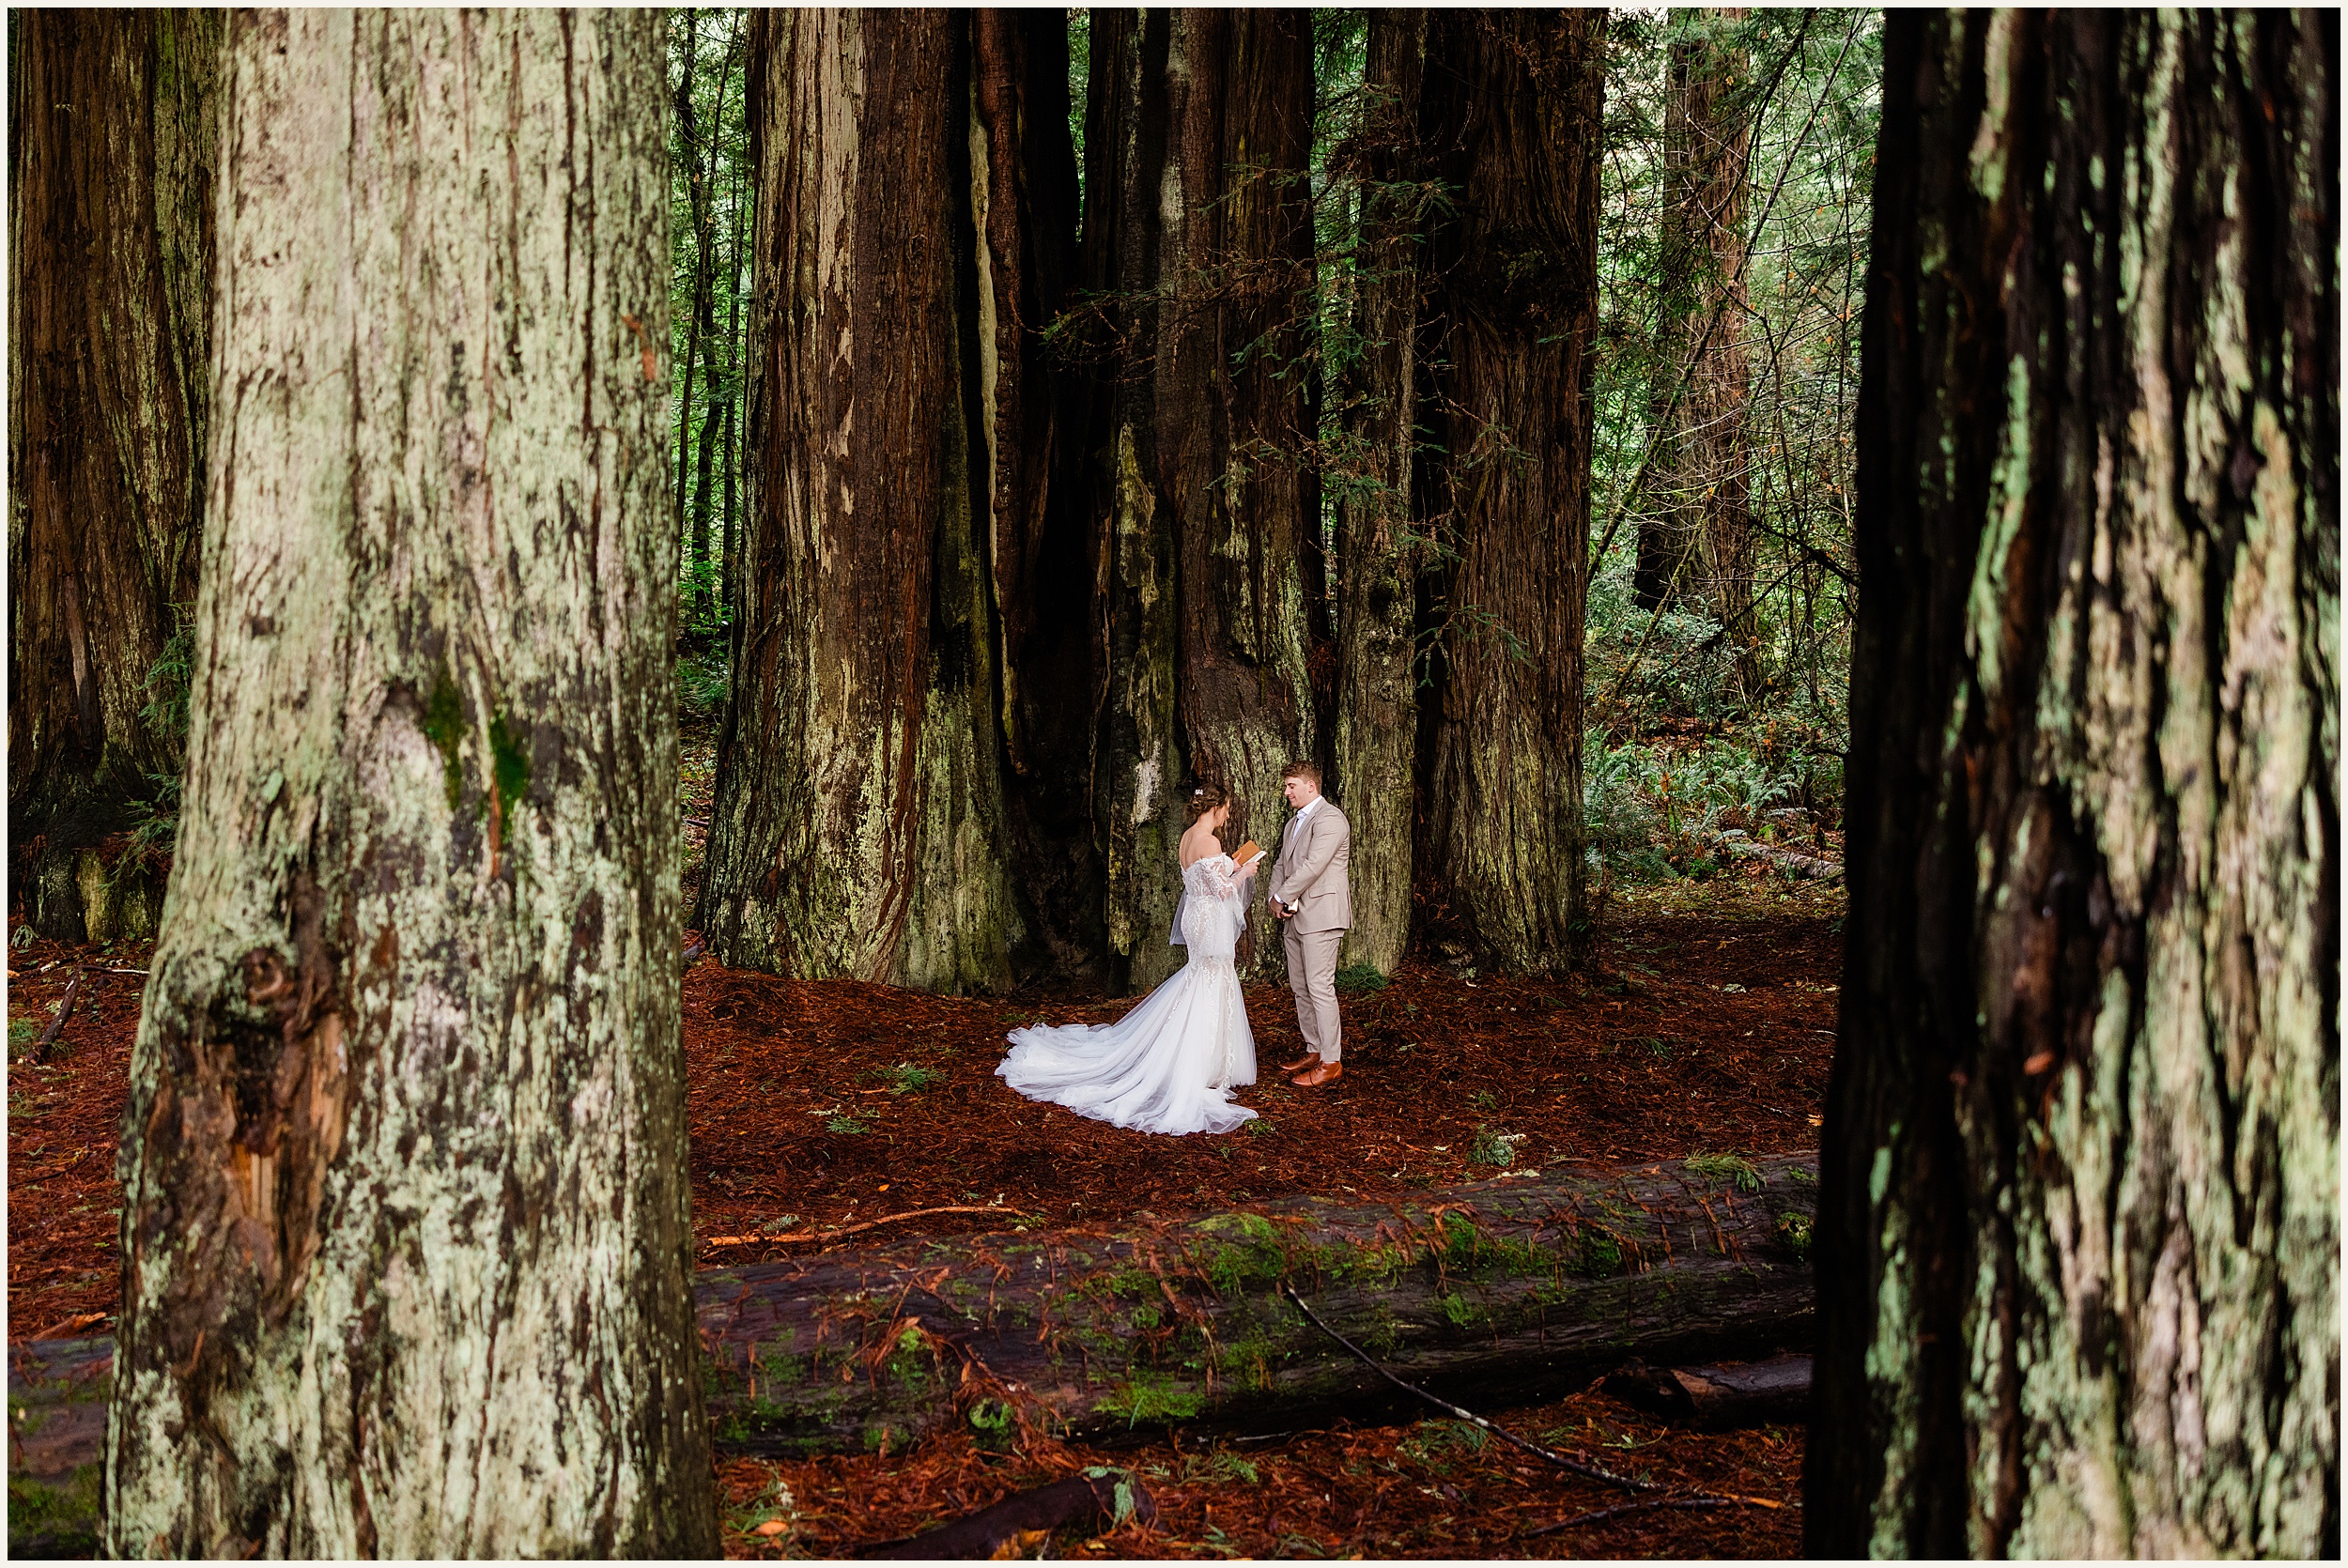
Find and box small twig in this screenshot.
[703,1206,1033,1248]
[1279,1280,1654,1493]
[97,967,149,976]
[1526,1494,1788,1536]
[33,968,86,1062]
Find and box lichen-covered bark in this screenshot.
[1332,9,1428,978]
[1078,9,1321,990]
[1636,9,1757,700]
[1812,12,2338,1557]
[1417,12,1602,975]
[103,12,714,1555]
[8,9,223,938]
[701,11,1023,992]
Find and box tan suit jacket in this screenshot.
[1270,800,1352,933]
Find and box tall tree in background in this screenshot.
[1644,15,1756,629]
[1332,8,1428,977]
[672,8,723,621]
[104,12,714,1553]
[1416,10,1603,974]
[1078,8,1321,991]
[8,9,223,941]
[1638,9,1758,703]
[1811,10,2336,1556]
[688,13,744,626]
[717,29,751,622]
[700,10,1024,992]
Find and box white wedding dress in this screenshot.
[996,853,1258,1135]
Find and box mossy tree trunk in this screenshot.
[1331,9,1428,980]
[103,12,714,1555]
[1080,8,1321,991]
[8,8,223,941]
[1416,11,1602,975]
[700,11,1023,993]
[1811,11,2337,1557]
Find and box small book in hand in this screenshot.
[1229,839,1266,870]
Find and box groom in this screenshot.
[1267,759,1351,1087]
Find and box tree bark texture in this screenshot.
[702,11,1025,992]
[17,1156,1817,1533]
[103,12,715,1556]
[1633,9,1753,639]
[1331,9,1429,979]
[1812,11,2337,1558]
[1416,12,1602,975]
[1078,9,1321,991]
[8,8,224,939]
[970,9,1104,978]
[1639,10,1759,702]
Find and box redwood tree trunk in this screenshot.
[1417,11,1602,975]
[1811,11,2337,1557]
[700,11,1023,992]
[8,9,223,940]
[1332,9,1429,979]
[103,12,714,1555]
[1669,11,1758,699]
[1080,8,1321,991]
[1633,8,1753,645]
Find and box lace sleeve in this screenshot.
[1196,855,1239,900]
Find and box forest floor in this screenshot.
[6,867,1840,1558]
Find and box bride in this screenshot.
[996,784,1260,1135]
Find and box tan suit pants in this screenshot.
[1284,921,1344,1063]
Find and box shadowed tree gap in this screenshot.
[1073,8,1321,992]
[970,8,1101,981]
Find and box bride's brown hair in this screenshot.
[1182,783,1228,825]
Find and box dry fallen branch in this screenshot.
[856,1469,1154,1559]
[1278,1279,1654,1493]
[32,968,85,1062]
[702,1205,1035,1248]
[1527,1492,1788,1536]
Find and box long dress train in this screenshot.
[996,853,1258,1135]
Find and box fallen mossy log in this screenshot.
[692,1154,1817,1455]
[8,1153,1817,1539]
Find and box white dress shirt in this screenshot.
[1280,795,1321,911]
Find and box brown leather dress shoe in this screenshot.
[1275,1053,1319,1075]
[1290,1060,1342,1088]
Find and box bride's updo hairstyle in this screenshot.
[1183,783,1228,826]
